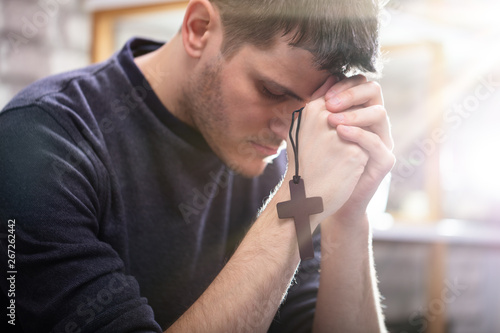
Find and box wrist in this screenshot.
[240,192,301,267]
[323,212,370,237]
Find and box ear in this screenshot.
[181,0,219,59]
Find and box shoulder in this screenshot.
[0,55,133,161]
[3,59,115,111]
[0,104,105,215]
[1,54,134,131]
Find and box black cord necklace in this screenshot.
[276,108,324,261]
[289,108,303,184]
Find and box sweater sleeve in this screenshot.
[0,106,162,333]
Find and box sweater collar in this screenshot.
[116,37,212,152]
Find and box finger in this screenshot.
[325,80,383,112]
[324,74,366,100]
[336,125,396,174]
[327,105,394,150]
[311,76,339,101]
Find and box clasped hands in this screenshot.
[272,75,395,228]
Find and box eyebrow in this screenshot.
[261,77,304,102]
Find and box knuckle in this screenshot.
[367,80,382,94]
[386,154,397,171]
[353,74,368,84]
[389,151,396,163]
[307,98,324,111]
[340,89,354,102]
[347,111,356,122]
[369,104,387,123]
[346,144,368,164]
[382,153,396,172]
[373,104,387,117]
[373,138,389,157]
[388,136,395,151]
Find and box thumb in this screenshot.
[311,76,339,101]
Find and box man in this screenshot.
[0,0,394,332]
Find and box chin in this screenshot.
[226,157,270,178]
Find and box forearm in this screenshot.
[313,215,386,333]
[166,187,300,333]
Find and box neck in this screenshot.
[134,34,194,126]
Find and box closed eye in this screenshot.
[261,86,286,101]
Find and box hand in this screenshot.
[323,75,395,221]
[271,77,371,227]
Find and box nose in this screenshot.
[266,101,305,141]
[269,117,289,141]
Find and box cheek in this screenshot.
[219,71,298,131]
[222,89,267,130]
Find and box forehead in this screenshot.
[224,38,330,100]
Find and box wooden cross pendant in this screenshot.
[277,178,323,260]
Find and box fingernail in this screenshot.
[330,113,345,123]
[325,90,337,100]
[327,96,341,106]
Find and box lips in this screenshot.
[251,141,281,156]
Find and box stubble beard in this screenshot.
[178,58,260,177]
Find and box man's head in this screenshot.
[209,0,381,75]
[156,0,383,177]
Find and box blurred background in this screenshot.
[1,0,499,332]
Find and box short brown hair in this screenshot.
[210,0,382,75]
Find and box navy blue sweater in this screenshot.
[0,38,320,333]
